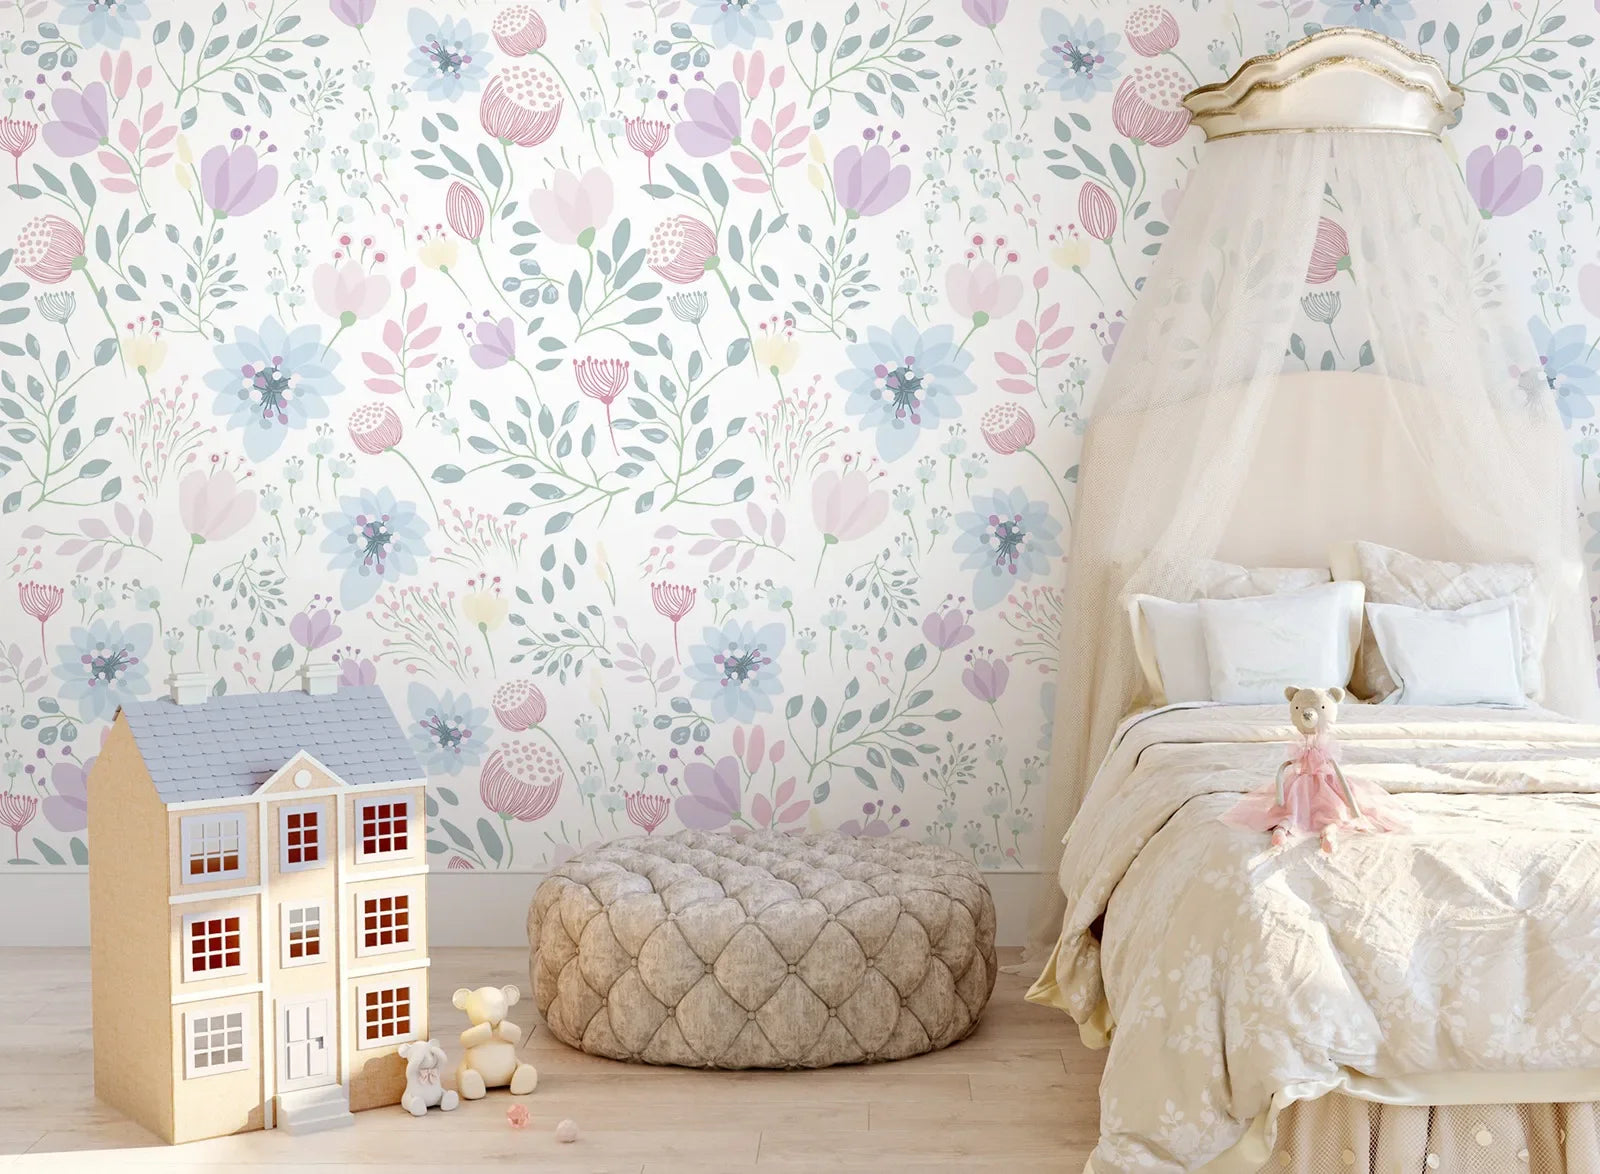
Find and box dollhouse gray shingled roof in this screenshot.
[116,685,425,802]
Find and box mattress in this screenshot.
[1027,702,1600,1173]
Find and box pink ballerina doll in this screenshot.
[1222,685,1408,853]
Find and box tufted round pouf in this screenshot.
[527,830,997,1069]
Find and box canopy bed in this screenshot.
[1023,27,1600,1174]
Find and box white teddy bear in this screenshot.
[398,1039,460,1116]
[453,984,539,1099]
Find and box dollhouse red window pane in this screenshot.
[183,815,244,879]
[285,810,320,865]
[189,915,242,974]
[363,984,413,1043]
[358,800,409,856]
[361,894,410,951]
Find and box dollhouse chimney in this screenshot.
[165,670,210,705]
[300,661,340,697]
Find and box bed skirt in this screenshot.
[1253,1097,1600,1173]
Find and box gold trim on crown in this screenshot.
[1183,28,1464,141]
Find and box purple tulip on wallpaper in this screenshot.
[675,755,744,830]
[330,0,377,29]
[834,133,911,218]
[463,314,518,368]
[41,83,108,156]
[1465,128,1544,218]
[200,133,279,218]
[963,0,1009,30]
[676,82,743,157]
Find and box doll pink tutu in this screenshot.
[1222,732,1408,838]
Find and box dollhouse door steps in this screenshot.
[276,1084,354,1134]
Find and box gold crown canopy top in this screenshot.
[1183,28,1464,140]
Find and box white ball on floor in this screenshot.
[555,1118,579,1144]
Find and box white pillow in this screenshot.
[1365,597,1525,706]
[1197,582,1366,703]
[1126,562,1331,704]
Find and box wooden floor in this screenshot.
[0,947,1101,1173]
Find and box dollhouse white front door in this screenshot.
[279,996,332,1090]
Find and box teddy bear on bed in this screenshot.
[1221,685,1407,852]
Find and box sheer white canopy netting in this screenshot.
[1026,129,1600,958]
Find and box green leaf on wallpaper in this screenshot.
[440,819,473,852]
[810,697,827,728]
[92,338,117,367]
[703,164,729,207]
[1523,74,1550,92]
[1486,92,1510,116]
[432,463,467,483]
[203,34,229,60]
[1498,73,1518,94]
[726,338,751,366]
[68,164,95,209]
[70,837,87,865]
[1071,146,1106,177]
[1109,144,1135,188]
[7,184,41,200]
[853,766,876,790]
[904,643,927,672]
[437,112,460,133]
[270,643,294,672]
[812,106,831,130]
[180,105,198,130]
[710,459,741,479]
[1357,341,1375,368]
[153,19,170,43]
[438,787,459,806]
[33,165,67,199]
[1417,20,1435,44]
[1,491,18,514]
[853,92,876,116]
[784,694,804,720]
[545,512,573,535]
[1443,23,1460,52]
[478,144,504,187]
[178,21,195,52]
[33,839,65,866]
[1542,13,1567,33]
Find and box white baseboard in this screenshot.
[0,866,1044,949]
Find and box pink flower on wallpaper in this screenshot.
[41,83,108,157]
[491,679,548,730]
[480,65,563,148]
[812,467,890,544]
[180,465,256,544]
[0,792,38,861]
[962,646,1010,705]
[479,739,563,822]
[200,134,278,219]
[19,581,64,658]
[43,757,90,834]
[348,401,404,455]
[290,599,343,651]
[336,653,378,687]
[833,136,911,218]
[676,82,743,157]
[947,261,1023,324]
[526,167,614,245]
[14,215,84,284]
[313,260,390,327]
[491,4,547,55]
[646,214,718,284]
[445,180,486,242]
[0,117,37,183]
[463,314,518,368]
[1306,217,1352,285]
[675,755,743,830]
[573,357,630,453]
[624,116,670,181]
[625,791,670,834]
[652,581,696,657]
[1111,66,1191,148]
[1465,130,1544,219]
[979,402,1036,455]
[1077,182,1117,242]
[922,596,975,651]
[1124,5,1181,56]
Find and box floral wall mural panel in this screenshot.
[0,0,1596,874]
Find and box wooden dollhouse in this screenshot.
[87,664,430,1142]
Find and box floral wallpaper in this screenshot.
[0,0,1596,875]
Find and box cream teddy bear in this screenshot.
[452,985,538,1099]
[397,1039,459,1116]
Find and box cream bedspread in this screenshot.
[1026,703,1600,1173]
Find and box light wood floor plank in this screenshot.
[0,946,1099,1172]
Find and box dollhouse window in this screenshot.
[358,982,417,1048]
[357,892,411,955]
[279,805,323,871]
[355,797,410,859]
[185,1007,248,1078]
[184,914,245,980]
[282,904,323,966]
[180,814,245,882]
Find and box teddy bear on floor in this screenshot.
[452,984,539,1099]
[397,1039,460,1116]
[1221,685,1407,852]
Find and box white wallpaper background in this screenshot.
[0,0,1597,875]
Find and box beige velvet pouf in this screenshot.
[527,830,997,1068]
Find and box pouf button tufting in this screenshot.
[529,829,997,1070]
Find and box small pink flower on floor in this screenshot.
[506,1104,530,1128]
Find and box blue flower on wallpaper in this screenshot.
[320,488,430,608]
[952,488,1064,610]
[205,318,342,462]
[59,0,150,48]
[838,318,976,462]
[685,620,786,723]
[407,682,488,773]
[1530,316,1600,427]
[54,619,153,723]
[406,10,491,101]
[1322,0,1415,39]
[1038,12,1122,102]
[688,0,783,48]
